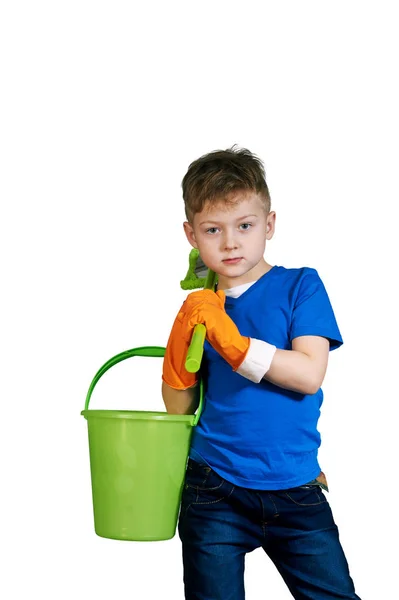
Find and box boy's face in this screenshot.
[183,191,276,288]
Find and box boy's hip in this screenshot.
[180,459,333,539]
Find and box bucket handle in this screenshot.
[84,346,204,426]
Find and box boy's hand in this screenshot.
[162,290,250,391]
[183,289,250,369]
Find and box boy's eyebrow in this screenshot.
[199,214,259,226]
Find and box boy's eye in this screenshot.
[205,227,219,234]
[239,223,252,230]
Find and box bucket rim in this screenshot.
[81,409,196,424]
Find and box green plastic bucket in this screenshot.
[81,346,203,542]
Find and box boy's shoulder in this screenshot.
[269,265,320,282]
[254,265,324,302]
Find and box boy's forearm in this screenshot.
[161,380,200,415]
[262,349,325,395]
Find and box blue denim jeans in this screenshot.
[178,459,361,600]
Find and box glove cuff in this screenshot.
[235,338,277,383]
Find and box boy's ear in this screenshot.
[183,221,198,248]
[266,211,276,240]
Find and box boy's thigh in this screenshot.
[178,459,259,600]
[264,486,360,599]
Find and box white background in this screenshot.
[1,1,397,598]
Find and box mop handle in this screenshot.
[185,269,218,373]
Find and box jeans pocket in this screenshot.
[184,458,224,492]
[283,485,327,506]
[180,459,233,514]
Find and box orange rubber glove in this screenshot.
[162,289,250,390]
[184,289,250,368]
[162,303,198,390]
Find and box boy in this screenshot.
[162,146,361,599]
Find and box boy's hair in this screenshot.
[182,145,271,223]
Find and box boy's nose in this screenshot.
[222,232,238,251]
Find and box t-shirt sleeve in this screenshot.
[290,268,343,351]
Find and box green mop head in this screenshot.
[180,248,215,290]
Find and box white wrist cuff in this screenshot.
[236,338,277,383]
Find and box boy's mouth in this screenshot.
[223,257,243,265]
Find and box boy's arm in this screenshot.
[170,289,332,396]
[261,335,330,395]
[161,381,200,415]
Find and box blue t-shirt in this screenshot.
[189,266,343,490]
